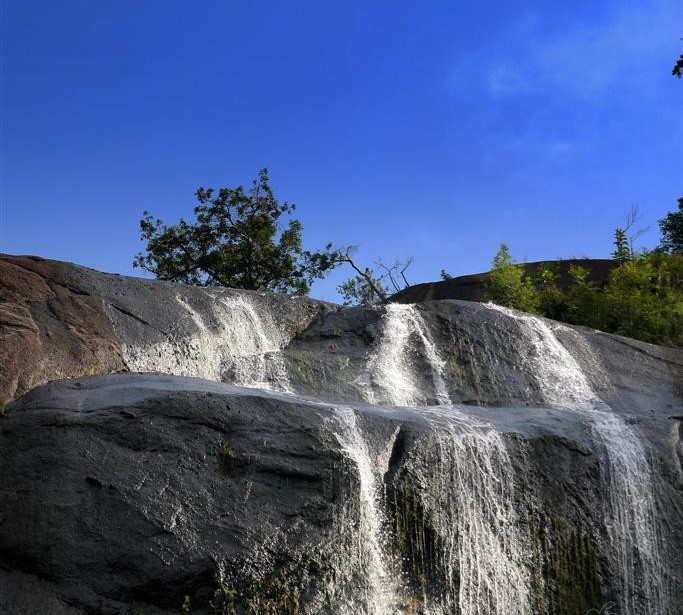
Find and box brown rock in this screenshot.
[0,254,124,403]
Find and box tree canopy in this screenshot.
[484,244,539,313]
[484,243,683,346]
[673,53,683,78]
[658,197,683,254]
[133,169,343,295]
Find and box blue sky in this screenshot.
[1,0,681,301]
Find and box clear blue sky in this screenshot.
[1,0,681,301]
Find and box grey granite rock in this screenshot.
[1,372,681,614]
[1,256,681,614]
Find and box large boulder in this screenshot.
[1,255,681,614]
[389,259,615,303]
[0,254,328,404]
[2,374,680,615]
[0,376,353,614]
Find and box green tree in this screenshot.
[602,253,683,344]
[564,264,608,331]
[673,53,683,78]
[658,197,683,254]
[485,244,539,312]
[611,205,647,262]
[612,228,632,263]
[337,268,389,305]
[532,262,567,321]
[133,169,343,294]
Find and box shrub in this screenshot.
[215,440,237,474]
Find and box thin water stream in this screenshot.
[420,409,533,615]
[485,303,667,614]
[333,407,403,615]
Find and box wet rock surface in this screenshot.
[1,374,680,614]
[0,376,348,614]
[1,255,682,614]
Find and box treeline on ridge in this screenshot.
[133,169,682,346]
[485,201,682,346]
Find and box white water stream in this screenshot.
[485,303,666,614]
[330,406,533,615]
[333,407,403,615]
[422,408,533,615]
[121,293,292,392]
[366,304,451,406]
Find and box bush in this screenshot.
[485,245,683,346]
[602,252,683,344]
[485,244,539,313]
[215,440,237,474]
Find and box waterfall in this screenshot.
[366,304,451,406]
[485,303,667,614]
[121,293,292,392]
[328,400,533,615]
[333,407,403,615]
[424,409,532,615]
[216,295,292,392]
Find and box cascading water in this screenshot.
[333,407,403,615]
[118,294,670,613]
[216,295,292,391]
[337,303,534,614]
[121,293,292,392]
[485,303,667,614]
[417,408,533,615]
[327,403,534,615]
[111,280,677,613]
[365,304,451,406]
[3,258,682,615]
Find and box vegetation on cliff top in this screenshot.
[134,168,409,303]
[486,200,683,345]
[134,168,682,345]
[133,169,346,295]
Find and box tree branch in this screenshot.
[341,252,388,303]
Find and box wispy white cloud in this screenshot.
[449,1,679,103]
[445,1,678,165]
[486,62,532,98]
[531,2,679,100]
[501,134,576,160]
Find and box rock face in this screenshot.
[0,255,681,615]
[389,259,615,304]
[1,376,353,615]
[0,255,124,403]
[0,255,325,404]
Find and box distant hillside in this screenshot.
[391,259,616,304]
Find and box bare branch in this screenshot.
[341,250,388,303]
[375,257,413,293]
[376,259,400,293]
[399,257,413,287]
[624,204,641,233]
[622,204,650,256]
